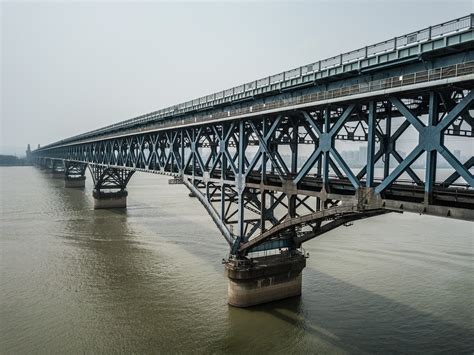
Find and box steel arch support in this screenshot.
[182,179,234,245]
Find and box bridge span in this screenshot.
[32,15,474,307]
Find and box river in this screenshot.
[0,166,473,353]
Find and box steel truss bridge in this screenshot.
[33,15,474,260]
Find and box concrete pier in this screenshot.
[64,176,86,188]
[93,190,127,209]
[224,251,306,307]
[50,171,65,179]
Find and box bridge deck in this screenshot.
[40,61,474,149]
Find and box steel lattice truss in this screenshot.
[64,161,87,178]
[88,165,135,193]
[35,87,474,256]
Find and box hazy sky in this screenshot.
[1,1,472,155]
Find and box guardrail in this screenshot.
[114,61,474,134]
[37,60,474,150]
[102,15,473,129]
[127,14,472,128]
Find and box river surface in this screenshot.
[0,166,473,354]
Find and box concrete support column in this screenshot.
[225,251,306,307]
[89,165,134,209]
[64,161,87,188]
[50,171,65,179]
[48,160,65,178]
[64,175,86,188]
[93,190,128,209]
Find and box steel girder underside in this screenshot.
[34,85,474,256]
[64,161,87,179]
[89,165,135,197]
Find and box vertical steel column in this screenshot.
[236,120,245,244]
[290,119,298,175]
[384,109,392,179]
[317,155,322,178]
[366,101,376,187]
[322,107,330,191]
[269,121,276,210]
[261,117,267,183]
[221,125,227,180]
[260,190,266,233]
[425,92,438,204]
[180,130,185,176]
[221,124,228,223]
[191,129,196,180]
[288,118,298,218]
[316,152,322,211]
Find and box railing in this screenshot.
[37,60,474,150]
[107,15,472,129]
[111,61,474,136]
[38,14,473,149]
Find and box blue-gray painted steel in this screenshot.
[32,17,474,256]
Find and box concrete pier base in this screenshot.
[50,171,65,179]
[93,190,128,209]
[64,176,86,188]
[225,251,306,307]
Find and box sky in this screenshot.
[1,0,472,156]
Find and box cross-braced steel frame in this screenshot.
[88,165,135,198]
[64,161,87,179]
[34,85,474,256]
[43,158,64,173]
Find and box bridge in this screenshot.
[31,15,474,307]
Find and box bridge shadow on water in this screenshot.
[224,269,474,354]
[38,172,473,353]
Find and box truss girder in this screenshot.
[89,165,135,192]
[65,161,87,178]
[34,87,474,255]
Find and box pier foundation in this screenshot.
[50,171,65,179]
[93,190,127,209]
[224,251,306,307]
[64,176,86,188]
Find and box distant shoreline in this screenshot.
[0,155,31,167]
[0,164,32,167]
